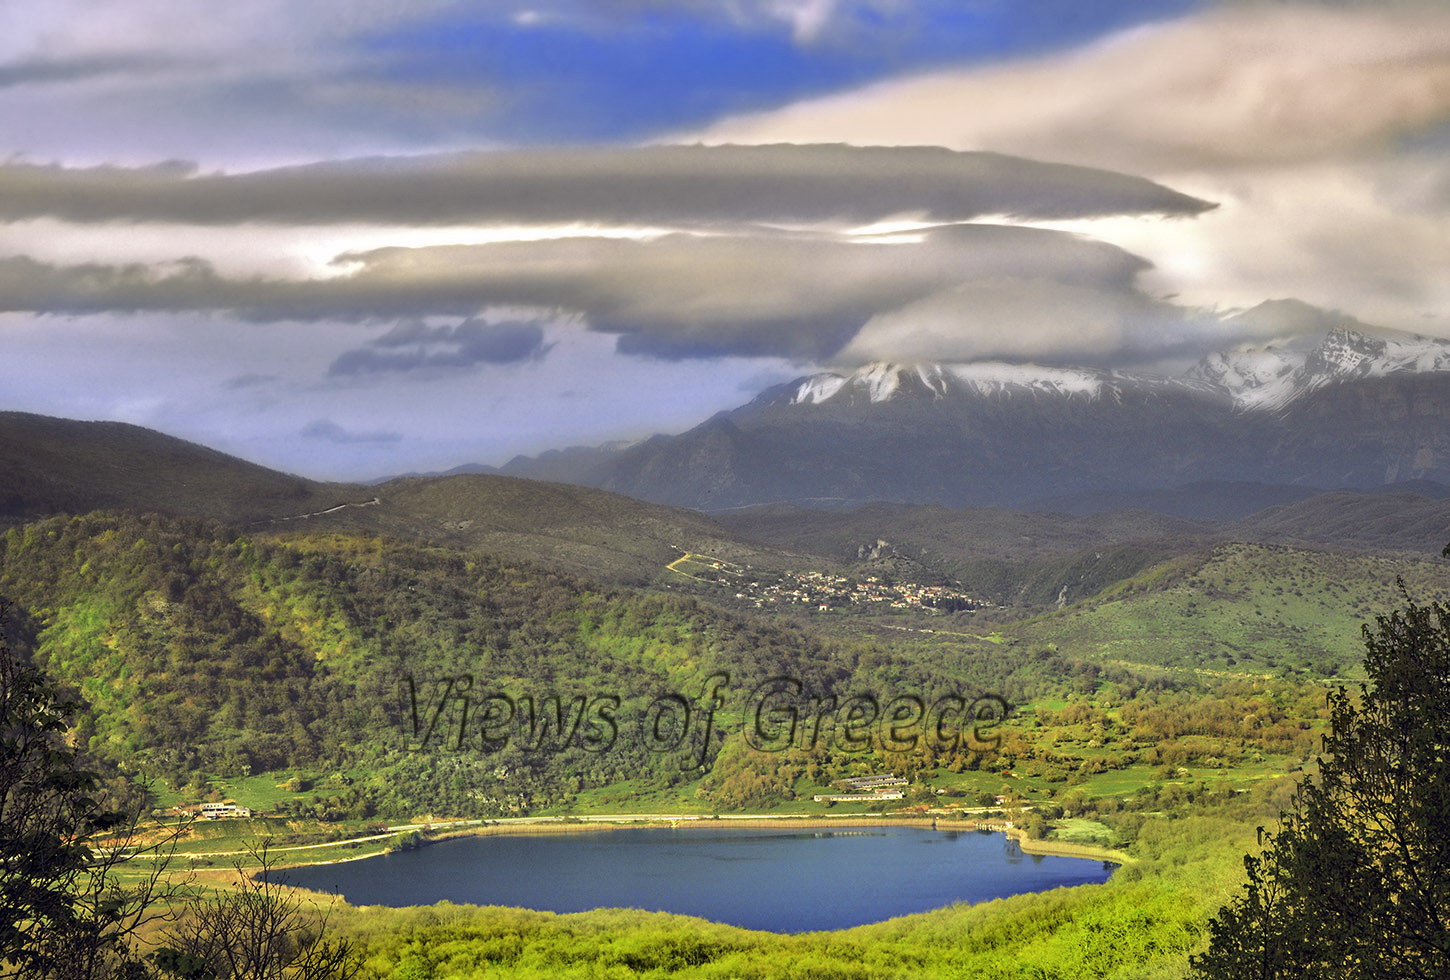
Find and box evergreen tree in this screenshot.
[1194,584,1450,979]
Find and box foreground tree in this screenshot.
[1193,585,1450,979]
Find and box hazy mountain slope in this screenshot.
[613,368,1450,512]
[1227,492,1450,555]
[597,373,1238,510]
[1031,481,1327,521]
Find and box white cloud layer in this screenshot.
[0,145,1211,364]
[0,145,1209,226]
[693,2,1450,339]
[1027,157,1450,336]
[696,4,1450,171]
[0,224,1156,362]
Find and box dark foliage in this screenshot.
[1193,582,1450,979]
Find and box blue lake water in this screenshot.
[284,825,1115,932]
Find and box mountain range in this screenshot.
[496,310,1450,517]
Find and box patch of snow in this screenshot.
[948,362,1105,397]
[914,364,952,397]
[792,374,848,404]
[856,363,906,403]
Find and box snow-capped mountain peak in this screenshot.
[1307,326,1388,378]
[790,363,953,405]
[1187,343,1305,411]
[788,361,1108,406]
[782,326,1450,414]
[948,362,1107,398]
[1191,326,1450,411]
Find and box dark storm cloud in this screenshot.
[0,144,1212,227]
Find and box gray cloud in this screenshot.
[223,372,277,389]
[300,419,402,443]
[0,224,1159,361]
[328,318,552,375]
[0,144,1212,227]
[0,53,180,89]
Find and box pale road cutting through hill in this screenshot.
[266,497,381,524]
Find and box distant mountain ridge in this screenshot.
[495,317,1450,514]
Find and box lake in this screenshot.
[284,825,1115,932]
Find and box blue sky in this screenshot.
[2,0,1449,479]
[354,0,1204,143]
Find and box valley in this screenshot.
[3,406,1447,978]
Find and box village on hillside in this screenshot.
[667,553,986,614]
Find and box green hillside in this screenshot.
[2,510,1320,817]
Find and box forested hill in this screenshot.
[0,411,340,524]
[0,511,1090,817]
